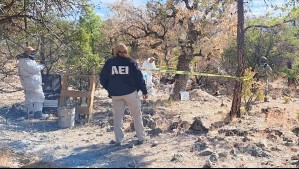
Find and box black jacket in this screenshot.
[99,56,147,96]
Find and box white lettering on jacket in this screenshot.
[112,66,129,75]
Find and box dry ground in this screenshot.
[0,75,299,168]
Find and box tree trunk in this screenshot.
[170,17,196,101]
[230,0,245,119]
[171,54,192,101]
[40,36,47,74]
[24,0,29,46]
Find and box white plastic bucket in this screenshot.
[180,91,189,101]
[58,107,75,129]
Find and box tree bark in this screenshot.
[230,0,245,119]
[170,14,199,100]
[24,0,29,46]
[171,54,192,100]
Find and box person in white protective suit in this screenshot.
[141,57,158,96]
[17,46,49,119]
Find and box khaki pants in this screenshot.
[111,91,145,143]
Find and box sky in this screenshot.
[91,0,287,20]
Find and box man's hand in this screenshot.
[143,94,148,100]
[263,64,268,68]
[40,64,45,70]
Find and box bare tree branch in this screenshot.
[2,0,17,10]
[0,14,45,25]
[244,19,295,32]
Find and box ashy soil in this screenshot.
[0,75,299,168]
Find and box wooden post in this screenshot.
[59,74,96,123]
[59,75,69,106]
[87,75,96,122]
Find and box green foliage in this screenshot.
[223,9,299,75]
[255,89,265,102]
[281,68,299,79]
[242,68,256,100]
[242,68,265,111]
[281,61,299,80]
[283,96,292,104]
[64,5,106,75]
[240,107,246,114]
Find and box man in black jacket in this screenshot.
[100,43,148,146]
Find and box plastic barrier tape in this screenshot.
[143,69,250,81]
[99,62,250,81]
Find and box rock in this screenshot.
[291,155,299,161]
[143,108,156,116]
[230,148,240,156]
[124,108,130,115]
[245,144,270,157]
[129,123,135,131]
[218,152,228,158]
[129,142,135,149]
[19,158,31,165]
[148,128,163,137]
[189,117,209,134]
[217,111,224,114]
[291,161,299,167]
[242,136,251,142]
[41,155,54,163]
[203,159,212,168]
[170,120,191,132]
[283,137,294,143]
[256,142,267,149]
[261,161,274,166]
[142,100,155,107]
[169,121,179,130]
[218,128,248,137]
[106,127,113,132]
[143,115,156,129]
[210,121,226,129]
[170,154,183,162]
[267,134,278,141]
[291,148,298,153]
[0,116,6,123]
[151,141,159,147]
[292,126,299,136]
[199,149,214,156]
[284,142,295,147]
[127,161,137,168]
[270,146,281,151]
[257,128,283,137]
[55,146,62,150]
[261,107,285,115]
[148,120,157,130]
[108,118,114,126]
[209,153,219,162]
[192,142,208,152]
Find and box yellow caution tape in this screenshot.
[142,68,250,81]
[99,62,250,81]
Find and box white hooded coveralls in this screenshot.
[18,58,45,113]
